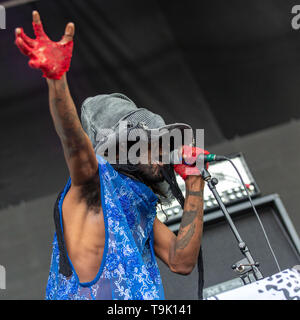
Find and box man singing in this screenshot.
[15,11,205,300]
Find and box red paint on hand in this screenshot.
[15,21,73,80]
[174,145,210,180]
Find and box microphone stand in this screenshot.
[201,166,264,284]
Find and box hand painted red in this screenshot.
[15,11,74,80]
[174,145,210,180]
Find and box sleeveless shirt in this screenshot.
[45,154,165,300]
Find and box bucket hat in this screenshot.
[81,93,191,207]
[81,93,193,158]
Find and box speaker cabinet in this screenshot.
[157,194,300,300]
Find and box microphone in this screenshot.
[169,149,226,165]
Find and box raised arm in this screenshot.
[15,11,98,186]
[46,74,98,185]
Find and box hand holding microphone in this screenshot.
[172,145,210,180]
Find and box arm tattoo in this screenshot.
[176,222,196,250]
[175,186,203,248]
[180,210,198,228]
[61,111,86,158]
[179,187,203,228]
[186,189,204,198]
[49,82,86,159]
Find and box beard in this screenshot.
[136,163,165,183]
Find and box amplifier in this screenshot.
[157,153,260,225]
[156,194,300,300]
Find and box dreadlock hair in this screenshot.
[159,164,185,209]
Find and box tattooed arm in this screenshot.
[47,75,98,186]
[153,175,204,275]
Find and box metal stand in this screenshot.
[201,167,264,283]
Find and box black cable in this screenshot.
[224,156,281,273]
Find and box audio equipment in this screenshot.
[157,153,260,225]
[156,194,300,300]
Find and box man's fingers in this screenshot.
[65,22,75,38]
[32,10,47,39]
[15,36,35,57]
[17,28,35,48]
[28,59,40,69]
[60,22,75,44]
[32,10,41,24]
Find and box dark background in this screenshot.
[0,0,300,299]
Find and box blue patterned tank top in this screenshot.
[45,154,165,300]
